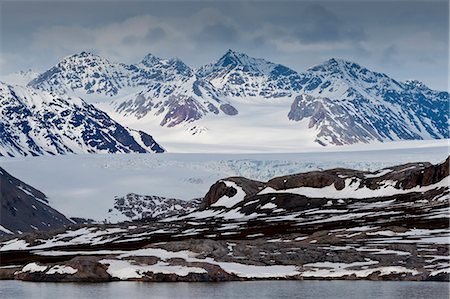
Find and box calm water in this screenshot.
[0,280,449,299]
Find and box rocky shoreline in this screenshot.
[1,157,448,282]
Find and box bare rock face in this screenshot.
[267,170,349,191]
[160,95,206,127]
[201,181,236,208]
[201,177,264,208]
[288,90,448,146]
[265,157,449,193]
[0,267,20,280]
[219,103,239,116]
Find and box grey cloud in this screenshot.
[194,23,239,44]
[290,4,366,44]
[381,45,399,65]
[123,27,167,45]
[146,27,166,42]
[0,0,447,90]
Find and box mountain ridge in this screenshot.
[0,81,164,157]
[6,50,448,150]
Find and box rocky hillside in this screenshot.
[0,167,73,235]
[105,193,201,222]
[0,82,164,157]
[0,157,448,282]
[108,75,238,128]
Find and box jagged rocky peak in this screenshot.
[53,51,118,72]
[200,49,281,77]
[138,53,193,78]
[140,53,161,67]
[197,49,303,98]
[217,49,265,70]
[305,57,399,88]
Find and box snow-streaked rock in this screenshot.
[0,82,164,157]
[197,49,303,98]
[0,157,447,282]
[288,59,449,145]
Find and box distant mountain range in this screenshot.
[0,49,448,154]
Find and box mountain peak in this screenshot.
[404,79,428,89]
[310,57,361,72]
[140,53,162,67]
[68,51,99,60]
[58,51,111,67]
[307,58,394,85]
[217,49,250,68]
[138,54,192,77]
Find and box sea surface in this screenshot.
[0,280,448,299]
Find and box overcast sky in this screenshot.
[0,0,448,90]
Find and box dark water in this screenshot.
[0,280,448,299]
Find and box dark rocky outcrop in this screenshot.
[201,177,264,208]
[0,167,72,235]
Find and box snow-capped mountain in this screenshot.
[108,76,238,128]
[104,54,238,128]
[288,59,449,145]
[137,53,194,81]
[27,52,141,100]
[28,51,238,128]
[0,82,164,157]
[197,49,303,98]
[20,50,449,150]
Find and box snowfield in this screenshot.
[0,140,448,221]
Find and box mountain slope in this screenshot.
[197,49,303,98]
[27,52,138,99]
[0,167,73,235]
[105,54,238,128]
[108,76,238,128]
[0,82,164,157]
[288,59,449,145]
